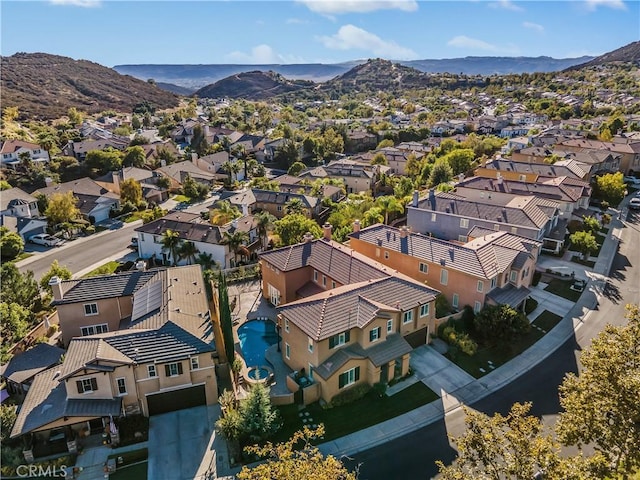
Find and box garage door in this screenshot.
[147,385,206,415]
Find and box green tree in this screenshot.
[443,148,474,176]
[39,260,72,294]
[287,161,306,176]
[371,153,388,166]
[217,272,235,363]
[274,214,322,246]
[44,191,80,226]
[595,172,626,206]
[160,229,181,266]
[285,198,306,216]
[123,145,146,168]
[178,241,199,265]
[474,304,530,345]
[375,195,404,224]
[67,107,84,126]
[274,140,300,170]
[0,227,24,261]
[581,215,601,236]
[0,263,41,311]
[222,230,249,266]
[120,178,143,205]
[238,383,280,444]
[156,175,171,190]
[182,174,209,200]
[569,230,598,260]
[405,153,422,178]
[0,180,11,191]
[190,124,209,157]
[377,139,394,149]
[0,302,32,347]
[556,304,640,478]
[211,200,241,226]
[254,211,276,249]
[85,148,123,174]
[428,158,454,187]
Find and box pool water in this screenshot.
[237,319,279,368]
[247,367,270,380]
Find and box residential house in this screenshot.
[192,151,233,181]
[95,167,169,204]
[557,138,640,174]
[34,178,120,224]
[345,131,377,153]
[407,190,565,253]
[349,223,540,313]
[231,133,266,158]
[157,160,218,191]
[500,126,531,139]
[62,138,129,162]
[169,119,201,145]
[0,344,65,397]
[11,265,218,456]
[0,187,48,240]
[300,159,386,194]
[480,158,590,181]
[510,146,621,175]
[260,227,439,404]
[272,175,343,203]
[372,147,420,175]
[251,189,320,219]
[1,140,50,167]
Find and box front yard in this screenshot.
[543,278,583,302]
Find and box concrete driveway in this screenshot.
[147,405,221,480]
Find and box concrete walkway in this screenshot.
[75,440,149,480]
[528,284,576,318]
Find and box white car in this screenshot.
[629,198,640,210]
[29,234,62,247]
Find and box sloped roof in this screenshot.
[0,140,42,154]
[485,158,587,179]
[252,189,318,208]
[0,344,65,385]
[135,212,224,245]
[35,177,119,199]
[0,188,37,211]
[457,176,590,203]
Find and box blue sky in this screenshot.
[1,1,638,66]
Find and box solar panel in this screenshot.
[131,280,163,322]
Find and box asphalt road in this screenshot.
[348,209,640,480]
[17,222,140,280]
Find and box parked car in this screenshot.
[623,176,640,185]
[29,234,62,247]
[629,198,640,210]
[130,237,139,248]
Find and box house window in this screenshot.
[164,362,183,377]
[84,303,98,316]
[285,343,290,359]
[452,294,459,308]
[403,310,413,324]
[387,319,393,333]
[375,248,380,257]
[308,337,314,353]
[511,227,518,234]
[284,319,289,333]
[491,277,497,289]
[140,233,145,241]
[419,262,428,274]
[420,304,430,317]
[510,270,517,282]
[322,275,327,287]
[474,301,482,313]
[81,324,108,336]
[369,327,381,342]
[148,365,157,378]
[329,331,350,349]
[191,357,199,370]
[338,366,360,389]
[431,213,437,222]
[313,270,318,282]
[116,378,127,396]
[440,269,448,285]
[384,251,389,259]
[460,218,469,229]
[277,205,282,211]
[76,377,98,394]
[477,281,484,293]
[458,235,468,242]
[331,281,336,289]
[519,174,526,182]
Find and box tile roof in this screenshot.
[35,177,119,199]
[0,188,37,211]
[0,344,65,385]
[252,189,318,208]
[158,160,217,183]
[486,284,531,308]
[59,338,133,380]
[278,276,438,341]
[457,176,590,203]
[135,212,224,245]
[52,270,160,305]
[485,159,587,179]
[0,140,43,154]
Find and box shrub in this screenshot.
[567,219,583,234]
[330,383,371,407]
[435,294,452,318]
[525,297,539,315]
[372,382,387,397]
[441,326,478,356]
[460,305,476,331]
[532,271,542,286]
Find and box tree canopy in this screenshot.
[120,178,143,205]
[594,172,626,206]
[0,227,24,261]
[39,260,72,294]
[44,191,80,225]
[274,214,322,246]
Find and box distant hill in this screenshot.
[565,41,640,70]
[114,55,594,89]
[194,71,314,100]
[156,82,196,95]
[1,53,180,120]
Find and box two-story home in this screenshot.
[479,158,590,182]
[300,159,387,194]
[557,138,640,175]
[252,189,320,219]
[1,140,50,167]
[157,160,218,191]
[96,167,169,205]
[349,223,540,314]
[272,175,343,203]
[259,226,439,404]
[62,138,129,162]
[407,190,565,254]
[11,265,218,458]
[0,187,48,241]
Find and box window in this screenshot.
[420,304,430,317]
[84,303,98,316]
[431,213,437,222]
[164,362,183,377]
[491,277,497,289]
[519,174,526,182]
[80,324,108,336]
[328,331,350,349]
[440,269,448,285]
[331,281,336,289]
[116,378,127,396]
[460,218,469,229]
[313,270,318,282]
[510,270,517,282]
[191,357,199,370]
[277,205,282,211]
[308,337,314,353]
[375,248,380,257]
[474,301,482,313]
[284,319,289,333]
[387,319,393,333]
[76,377,98,394]
[140,233,145,242]
[285,343,290,359]
[494,224,500,231]
[458,235,468,242]
[322,275,327,287]
[148,365,157,378]
[419,262,428,274]
[384,251,389,259]
[369,327,381,342]
[338,366,360,389]
[511,227,518,234]
[452,294,459,308]
[403,310,413,324]
[477,281,484,293]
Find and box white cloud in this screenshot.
[584,0,626,10]
[297,0,417,15]
[49,0,100,6]
[522,21,544,33]
[447,35,520,54]
[318,24,418,59]
[225,45,304,64]
[488,0,524,11]
[286,18,309,24]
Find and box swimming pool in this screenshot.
[237,319,279,368]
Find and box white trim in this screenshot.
[116,377,127,396]
[83,303,99,316]
[146,381,206,395]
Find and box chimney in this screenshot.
[241,203,249,216]
[412,190,420,207]
[322,223,332,241]
[353,219,361,233]
[231,219,238,229]
[135,261,146,271]
[497,173,503,185]
[400,226,408,239]
[303,232,315,243]
[49,276,64,301]
[44,177,54,187]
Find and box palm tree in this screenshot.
[196,252,219,271]
[178,241,199,265]
[230,161,242,182]
[211,200,241,226]
[376,195,404,225]
[254,211,276,249]
[222,230,249,267]
[285,198,306,216]
[161,229,181,266]
[221,161,233,183]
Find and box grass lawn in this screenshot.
[83,261,121,278]
[543,278,582,302]
[171,194,191,203]
[14,252,34,262]
[532,310,562,332]
[570,255,596,268]
[275,382,438,444]
[109,461,147,480]
[123,211,144,223]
